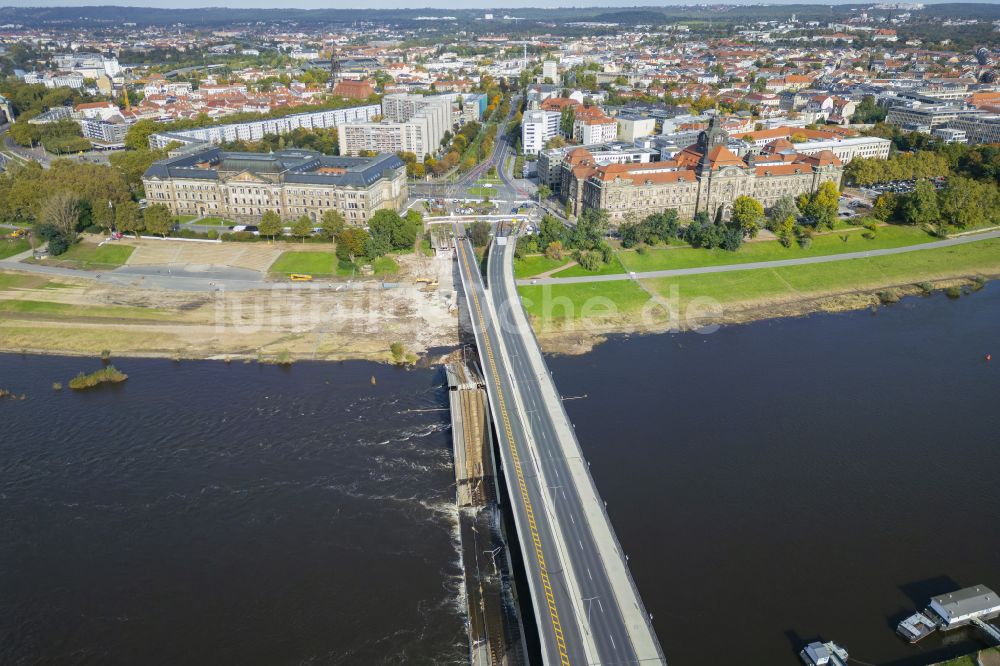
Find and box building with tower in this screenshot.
[571,116,843,222]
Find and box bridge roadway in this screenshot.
[454,226,666,665]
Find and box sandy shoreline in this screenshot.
[531,275,995,356]
[1,265,992,363]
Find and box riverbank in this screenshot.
[519,237,1000,355]
[0,269,460,363]
[3,235,999,362]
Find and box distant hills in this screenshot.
[1,3,998,29]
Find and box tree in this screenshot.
[730,196,764,238]
[370,209,418,251]
[538,214,564,248]
[109,148,167,196]
[767,194,798,230]
[900,179,940,226]
[559,106,576,138]
[40,192,80,242]
[291,215,313,243]
[259,210,283,242]
[124,119,162,151]
[115,200,142,238]
[938,176,995,229]
[871,192,897,222]
[320,209,345,241]
[143,204,173,237]
[537,184,552,201]
[335,227,369,262]
[545,240,564,260]
[468,221,491,247]
[774,214,796,247]
[571,208,609,251]
[798,181,840,229]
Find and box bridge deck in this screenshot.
[454,226,666,665]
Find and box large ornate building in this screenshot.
[568,117,844,223]
[142,147,407,224]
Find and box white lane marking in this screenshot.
[587,567,593,581]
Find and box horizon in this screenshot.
[3,0,996,9]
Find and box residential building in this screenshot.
[79,116,130,147]
[142,148,407,224]
[521,110,561,155]
[542,60,559,83]
[148,104,380,150]
[573,107,618,145]
[341,94,452,158]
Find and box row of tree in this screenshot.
[515,209,614,269]
[872,177,999,230]
[844,150,950,186]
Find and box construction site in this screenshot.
[446,361,528,666]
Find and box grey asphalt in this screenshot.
[457,227,665,664]
[490,233,664,664]
[518,228,1000,286]
[455,232,588,664]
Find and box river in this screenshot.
[2,284,998,665]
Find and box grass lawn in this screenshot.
[518,279,651,326]
[0,272,73,290]
[0,299,168,320]
[618,225,935,274]
[468,185,499,197]
[43,243,134,270]
[643,237,1000,306]
[196,216,230,226]
[336,260,358,277]
[269,251,337,276]
[551,254,628,278]
[373,256,400,276]
[173,214,198,224]
[0,238,30,260]
[514,254,569,279]
[517,238,1000,328]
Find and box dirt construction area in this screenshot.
[0,241,460,362]
[122,238,286,272]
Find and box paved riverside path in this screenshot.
[517,229,1000,286]
[455,227,665,665]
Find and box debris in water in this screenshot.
[371,375,377,386]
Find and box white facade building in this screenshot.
[617,116,657,142]
[341,94,452,158]
[148,104,380,150]
[542,60,559,83]
[521,110,561,155]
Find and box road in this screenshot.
[518,228,1000,286]
[455,227,665,665]
[1,123,118,167]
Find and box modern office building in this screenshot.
[143,147,407,224]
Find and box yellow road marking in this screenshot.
[457,235,571,666]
